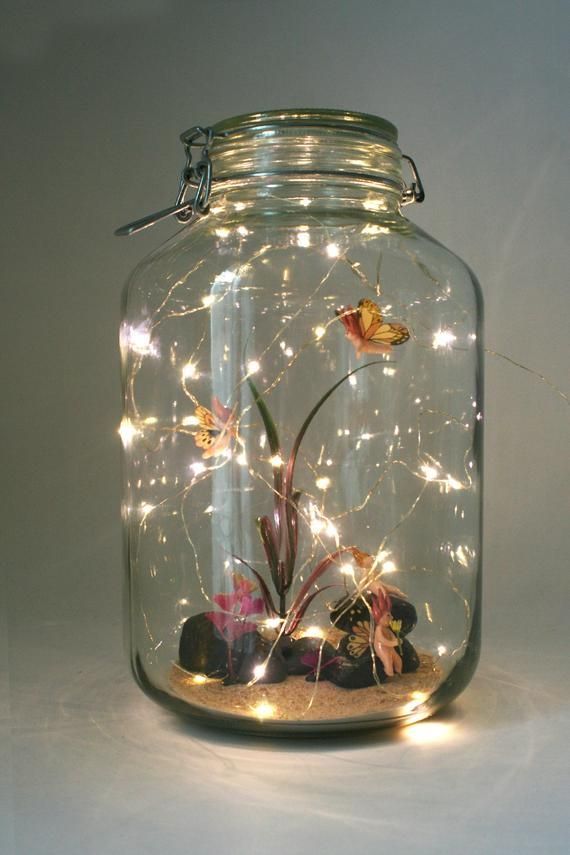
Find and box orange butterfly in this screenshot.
[194,397,237,459]
[336,298,409,357]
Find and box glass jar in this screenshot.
[119,109,483,734]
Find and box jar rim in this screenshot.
[211,108,398,143]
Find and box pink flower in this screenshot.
[206,572,264,642]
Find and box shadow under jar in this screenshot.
[120,109,483,734]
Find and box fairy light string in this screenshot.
[121,237,567,712]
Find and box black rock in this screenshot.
[330,595,370,634]
[323,655,387,689]
[235,637,288,685]
[283,636,338,676]
[178,613,258,678]
[179,613,231,677]
[337,625,373,661]
[389,597,417,637]
[330,593,417,637]
[401,637,420,673]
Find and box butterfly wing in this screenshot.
[195,428,218,451]
[195,405,217,430]
[369,322,410,346]
[358,298,409,346]
[357,298,384,339]
[193,406,220,451]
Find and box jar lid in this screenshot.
[212,108,398,143]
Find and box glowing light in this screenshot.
[348,374,357,387]
[191,462,206,475]
[300,626,325,639]
[405,721,454,745]
[381,560,397,574]
[139,502,155,516]
[325,243,340,258]
[182,361,199,380]
[182,415,199,426]
[437,645,447,656]
[325,521,338,540]
[299,197,311,207]
[383,366,396,377]
[316,476,331,490]
[421,464,439,481]
[456,545,469,567]
[270,454,283,468]
[123,322,157,356]
[247,360,261,375]
[118,418,139,448]
[236,225,249,237]
[446,475,463,491]
[215,227,230,238]
[340,563,355,576]
[308,503,338,542]
[234,202,246,212]
[143,416,158,425]
[251,701,275,720]
[213,270,238,286]
[204,505,214,514]
[360,432,372,440]
[236,452,248,466]
[314,325,326,340]
[411,691,430,702]
[253,664,267,680]
[432,329,456,350]
[263,617,282,630]
[296,231,311,248]
[201,294,216,308]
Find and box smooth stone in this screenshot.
[178,613,257,678]
[329,596,369,634]
[179,613,230,677]
[389,597,417,636]
[330,594,417,637]
[283,637,338,675]
[401,637,420,673]
[337,629,373,661]
[235,637,288,685]
[323,655,387,689]
[337,622,419,673]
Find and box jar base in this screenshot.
[164,652,442,734]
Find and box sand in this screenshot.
[168,653,442,724]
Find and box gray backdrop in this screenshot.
[2,2,569,853]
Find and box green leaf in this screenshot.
[247,377,281,456]
[286,361,388,488]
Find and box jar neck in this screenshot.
[206,112,406,218]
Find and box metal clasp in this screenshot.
[115,126,215,236]
[401,154,425,205]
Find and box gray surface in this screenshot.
[1,1,569,853]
